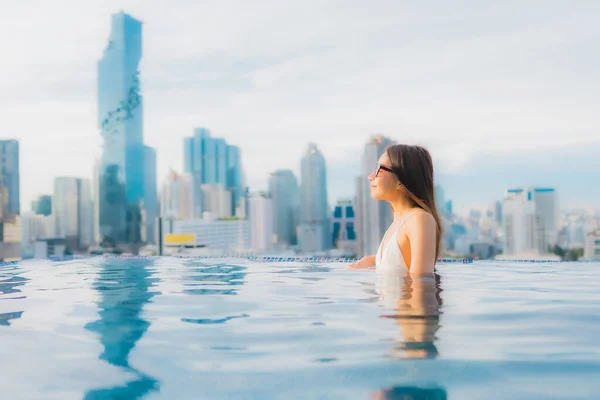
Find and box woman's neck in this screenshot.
[390,197,415,220]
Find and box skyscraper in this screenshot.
[226,145,243,216]
[356,135,395,256]
[97,12,145,244]
[506,187,559,248]
[184,128,243,217]
[53,177,93,251]
[269,169,299,246]
[298,143,330,252]
[0,140,19,215]
[0,140,21,260]
[143,146,157,243]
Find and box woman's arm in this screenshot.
[347,254,376,269]
[406,212,437,276]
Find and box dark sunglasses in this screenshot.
[375,164,393,177]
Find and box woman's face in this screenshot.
[369,152,400,200]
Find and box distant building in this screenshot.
[435,185,448,218]
[269,169,299,246]
[332,199,357,256]
[160,171,195,220]
[356,135,395,256]
[0,140,20,215]
[0,140,21,260]
[201,184,233,219]
[184,128,243,217]
[248,192,274,252]
[20,212,55,258]
[143,146,158,244]
[584,229,600,261]
[469,242,497,259]
[53,177,94,251]
[162,212,249,255]
[98,12,146,245]
[32,195,52,216]
[506,187,559,247]
[0,215,20,261]
[298,143,330,252]
[34,238,67,259]
[502,191,547,256]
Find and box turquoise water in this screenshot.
[1,257,599,399]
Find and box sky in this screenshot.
[2,0,599,214]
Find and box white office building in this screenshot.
[160,170,194,220]
[502,191,547,256]
[506,187,559,247]
[20,212,55,258]
[248,192,274,252]
[164,212,249,255]
[201,184,233,219]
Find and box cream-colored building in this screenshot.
[162,212,249,256]
[584,229,600,261]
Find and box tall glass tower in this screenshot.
[298,143,330,252]
[97,12,145,244]
[269,169,299,246]
[0,140,19,215]
[184,128,243,217]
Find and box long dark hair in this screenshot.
[386,144,443,260]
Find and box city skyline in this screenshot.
[3,2,600,213]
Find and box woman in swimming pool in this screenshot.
[349,144,442,276]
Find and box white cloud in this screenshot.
[1,0,599,208]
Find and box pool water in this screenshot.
[1,257,599,399]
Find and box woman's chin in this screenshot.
[370,189,383,200]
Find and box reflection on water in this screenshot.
[180,261,248,327]
[84,259,160,399]
[372,385,447,400]
[374,273,445,399]
[378,273,443,359]
[0,267,29,326]
[181,262,247,296]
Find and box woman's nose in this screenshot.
[368,172,375,181]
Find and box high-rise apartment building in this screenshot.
[505,187,559,249]
[298,143,330,252]
[355,135,395,256]
[53,177,93,251]
[269,169,299,246]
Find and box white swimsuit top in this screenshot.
[375,209,420,274]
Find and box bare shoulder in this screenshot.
[406,209,436,232]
